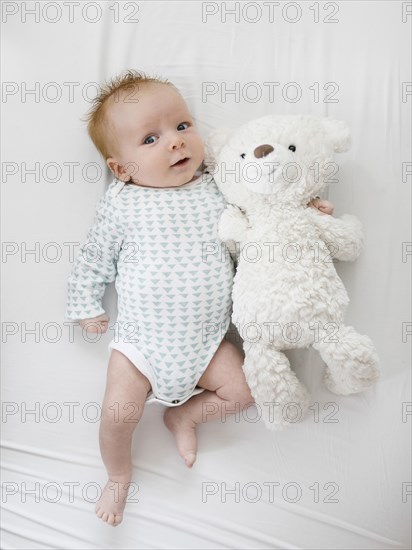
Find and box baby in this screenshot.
[65,70,333,527]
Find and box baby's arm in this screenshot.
[65,193,124,331]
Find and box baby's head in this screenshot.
[86,70,205,188]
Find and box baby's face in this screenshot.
[106,84,205,188]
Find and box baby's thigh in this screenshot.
[102,350,152,417]
[198,339,250,400]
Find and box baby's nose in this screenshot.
[170,134,185,149]
[254,144,274,158]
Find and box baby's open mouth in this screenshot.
[171,157,189,167]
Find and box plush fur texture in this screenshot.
[205,114,380,430]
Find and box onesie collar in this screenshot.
[109,171,211,196]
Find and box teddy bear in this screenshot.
[205,114,380,430]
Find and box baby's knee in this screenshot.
[100,400,145,429]
[238,384,255,409]
[227,382,254,410]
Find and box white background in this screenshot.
[1,1,411,548]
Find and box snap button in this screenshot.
[172,399,180,404]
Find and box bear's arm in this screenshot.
[306,209,364,261]
[218,205,249,245]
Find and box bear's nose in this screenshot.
[254,144,274,159]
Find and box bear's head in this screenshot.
[205,114,351,210]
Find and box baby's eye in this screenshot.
[240,153,246,159]
[143,135,158,145]
[177,122,190,131]
[288,145,296,152]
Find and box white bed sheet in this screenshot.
[1,1,411,548]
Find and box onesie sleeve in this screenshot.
[64,191,125,321]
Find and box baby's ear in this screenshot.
[204,126,232,165]
[319,117,352,152]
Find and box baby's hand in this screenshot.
[308,198,334,216]
[79,313,109,333]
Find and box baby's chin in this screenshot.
[130,178,196,189]
[165,172,201,188]
[130,165,203,188]
[159,179,194,188]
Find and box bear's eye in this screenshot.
[240,153,246,159]
[288,145,296,152]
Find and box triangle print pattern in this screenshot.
[65,173,235,403]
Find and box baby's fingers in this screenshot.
[318,202,334,215]
[84,323,108,334]
[309,198,334,216]
[81,319,109,333]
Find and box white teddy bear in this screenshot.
[205,114,380,430]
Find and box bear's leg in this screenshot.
[242,341,310,430]
[312,324,380,395]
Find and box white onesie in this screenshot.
[65,172,234,406]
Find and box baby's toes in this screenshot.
[95,506,103,518]
[113,514,123,526]
[184,451,196,468]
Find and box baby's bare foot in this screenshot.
[163,407,198,468]
[95,472,132,526]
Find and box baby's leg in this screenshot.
[164,339,253,468]
[95,349,151,526]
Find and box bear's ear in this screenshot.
[320,118,352,152]
[204,126,232,162]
